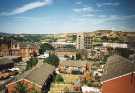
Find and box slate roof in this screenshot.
[17,63,55,86]
[101,55,135,81]
[0,57,14,65]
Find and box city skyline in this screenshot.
[0,0,135,34]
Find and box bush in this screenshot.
[55,74,64,83]
[39,43,54,54]
[26,57,38,70]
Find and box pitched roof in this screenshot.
[101,55,135,81]
[0,57,14,65]
[17,63,55,86]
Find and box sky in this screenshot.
[0,0,135,34]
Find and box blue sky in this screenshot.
[0,0,135,34]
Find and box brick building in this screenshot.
[101,55,135,93]
[6,63,55,93]
[0,39,39,61]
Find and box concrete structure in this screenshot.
[55,49,76,59]
[50,42,75,49]
[76,32,93,49]
[101,55,135,93]
[103,42,128,48]
[20,43,39,61]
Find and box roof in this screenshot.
[51,42,75,45]
[0,57,14,65]
[101,55,135,82]
[59,61,91,67]
[17,63,55,86]
[55,48,76,52]
[20,42,39,48]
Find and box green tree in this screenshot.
[55,74,64,83]
[76,52,81,60]
[44,54,59,66]
[39,43,54,54]
[72,34,77,42]
[14,82,28,93]
[14,82,40,93]
[26,57,38,70]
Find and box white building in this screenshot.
[50,42,75,49]
[103,42,128,48]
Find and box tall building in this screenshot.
[76,32,93,49]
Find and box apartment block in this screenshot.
[76,32,93,49]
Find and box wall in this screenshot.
[102,73,135,93]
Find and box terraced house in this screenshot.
[6,63,55,93]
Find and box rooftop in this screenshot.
[0,57,14,65]
[101,55,135,81]
[17,63,55,86]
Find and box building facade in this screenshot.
[76,32,93,49]
[0,39,39,61]
[101,55,135,93]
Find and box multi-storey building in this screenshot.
[0,39,20,57]
[76,32,93,49]
[0,39,39,61]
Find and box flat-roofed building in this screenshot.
[50,42,76,49]
[76,32,93,49]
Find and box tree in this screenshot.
[55,74,64,83]
[39,43,54,54]
[14,82,40,93]
[76,52,81,60]
[44,54,59,66]
[26,57,38,70]
[14,82,28,93]
[72,34,77,42]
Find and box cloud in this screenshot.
[73,6,94,13]
[102,15,135,21]
[1,0,53,16]
[96,2,120,7]
[75,1,82,5]
[82,14,94,17]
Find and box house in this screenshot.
[101,55,135,93]
[6,63,55,93]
